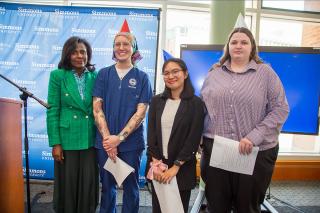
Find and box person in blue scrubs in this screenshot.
[92,19,152,213]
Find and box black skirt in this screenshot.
[53,147,99,213]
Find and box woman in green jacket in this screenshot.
[46,36,98,213]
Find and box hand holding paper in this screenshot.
[103,156,135,187]
[209,135,259,175]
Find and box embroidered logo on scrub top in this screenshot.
[129,78,137,88]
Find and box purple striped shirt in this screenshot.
[201,60,289,150]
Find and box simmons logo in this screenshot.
[23,168,46,177]
[52,45,63,52]
[129,11,154,22]
[93,47,113,56]
[0,60,19,66]
[129,78,137,88]
[0,24,22,31]
[28,133,48,139]
[12,79,36,86]
[72,28,96,37]
[91,10,116,17]
[72,28,96,34]
[32,62,55,69]
[54,9,79,16]
[145,30,157,40]
[139,49,152,58]
[15,43,39,52]
[91,10,117,19]
[42,151,54,160]
[18,7,42,17]
[34,26,59,33]
[142,67,155,75]
[129,11,153,18]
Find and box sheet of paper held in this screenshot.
[152,177,184,213]
[209,135,259,175]
[103,157,135,187]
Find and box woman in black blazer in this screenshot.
[147,58,205,213]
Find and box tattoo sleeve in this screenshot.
[119,103,148,139]
[93,97,110,139]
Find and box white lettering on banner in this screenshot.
[54,9,79,16]
[72,28,96,34]
[0,60,19,69]
[146,30,157,40]
[28,133,48,139]
[91,10,117,20]
[129,11,154,22]
[91,10,116,17]
[0,24,22,31]
[11,79,37,92]
[18,7,42,17]
[15,43,39,50]
[72,28,96,37]
[34,26,59,33]
[15,43,40,54]
[0,60,19,66]
[140,49,152,58]
[142,67,155,76]
[93,47,113,56]
[23,168,46,177]
[42,151,52,157]
[52,45,63,52]
[129,11,153,18]
[42,151,54,160]
[32,62,55,69]
[18,7,42,14]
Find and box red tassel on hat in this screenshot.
[120,19,130,33]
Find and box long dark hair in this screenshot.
[58,36,95,71]
[161,58,195,99]
[215,27,263,68]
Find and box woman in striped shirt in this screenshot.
[200,27,289,213]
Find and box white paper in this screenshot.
[152,177,184,213]
[209,135,259,175]
[103,157,135,187]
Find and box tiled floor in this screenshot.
[25,180,320,212]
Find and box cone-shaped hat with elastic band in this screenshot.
[120,19,130,33]
[112,19,142,65]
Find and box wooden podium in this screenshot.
[0,98,24,213]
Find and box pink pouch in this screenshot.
[146,161,168,180]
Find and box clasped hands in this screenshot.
[151,159,179,184]
[102,135,121,162]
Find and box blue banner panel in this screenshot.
[0,2,159,186]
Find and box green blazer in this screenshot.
[46,68,97,150]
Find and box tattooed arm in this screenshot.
[93,97,117,161]
[93,97,110,138]
[104,103,148,150]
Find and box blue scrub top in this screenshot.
[93,64,153,152]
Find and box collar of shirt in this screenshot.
[222,59,258,74]
[72,68,89,78]
[72,68,89,100]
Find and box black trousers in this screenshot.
[151,183,191,213]
[53,147,99,213]
[201,137,279,213]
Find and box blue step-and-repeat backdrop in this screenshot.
[0,2,160,186]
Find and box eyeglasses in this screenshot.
[114,42,131,48]
[162,69,183,78]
